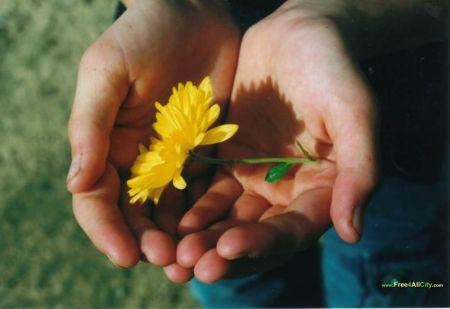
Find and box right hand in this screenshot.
[176,1,377,283]
[66,0,239,283]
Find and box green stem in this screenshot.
[189,152,318,165]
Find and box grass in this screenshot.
[0,1,197,307]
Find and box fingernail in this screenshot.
[66,155,81,187]
[106,253,122,268]
[352,205,364,236]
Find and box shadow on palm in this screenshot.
[107,0,241,236]
[224,77,305,205]
[177,78,335,282]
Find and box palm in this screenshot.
[108,2,240,272]
[220,19,357,219]
[223,78,337,210]
[106,2,239,175]
[68,1,239,278]
[177,13,376,283]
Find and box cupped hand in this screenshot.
[177,2,377,283]
[66,0,239,282]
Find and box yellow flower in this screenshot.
[127,77,238,205]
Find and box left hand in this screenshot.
[176,2,378,283]
[66,0,240,283]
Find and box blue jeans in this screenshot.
[191,175,448,308]
[190,42,449,307]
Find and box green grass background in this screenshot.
[0,1,197,307]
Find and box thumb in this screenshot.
[67,40,129,193]
[328,95,378,243]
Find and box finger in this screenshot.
[163,263,193,284]
[193,249,291,283]
[327,94,377,243]
[176,219,236,268]
[217,187,332,259]
[72,163,140,268]
[67,39,129,193]
[228,191,271,222]
[178,173,242,236]
[177,229,224,268]
[176,192,269,267]
[122,200,176,267]
[194,249,231,284]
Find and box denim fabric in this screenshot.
[190,247,323,308]
[323,175,448,307]
[188,43,449,307]
[190,274,286,308]
[191,175,448,308]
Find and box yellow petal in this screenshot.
[200,124,239,145]
[129,193,141,204]
[128,76,224,205]
[205,104,220,129]
[199,76,212,94]
[130,162,157,175]
[134,151,160,165]
[138,144,148,154]
[173,174,187,190]
[127,169,169,188]
[129,188,150,204]
[151,187,165,205]
[194,132,205,146]
[153,122,170,138]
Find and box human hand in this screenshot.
[66,0,239,282]
[176,1,377,282]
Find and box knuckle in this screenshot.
[242,15,272,45]
[79,44,101,72]
[79,40,117,73]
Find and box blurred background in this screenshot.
[0,1,197,307]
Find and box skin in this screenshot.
[176,3,377,283]
[174,0,445,283]
[66,0,240,282]
[67,0,445,284]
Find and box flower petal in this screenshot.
[151,187,165,205]
[173,174,187,190]
[205,104,220,129]
[199,76,212,95]
[200,124,239,145]
[129,192,142,204]
[138,144,148,154]
[194,132,205,146]
[128,76,236,205]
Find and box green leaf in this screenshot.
[265,162,292,183]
